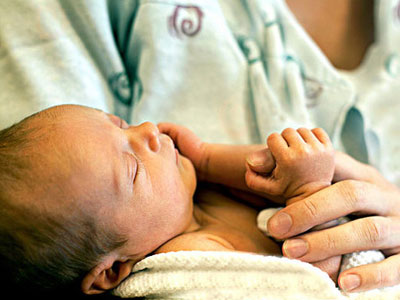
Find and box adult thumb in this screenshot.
[246,148,275,174]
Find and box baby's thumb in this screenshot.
[246,148,275,174]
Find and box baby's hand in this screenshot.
[246,128,334,201]
[158,123,206,172]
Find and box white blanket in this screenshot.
[113,210,400,299]
[112,251,400,300]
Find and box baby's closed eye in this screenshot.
[108,113,129,129]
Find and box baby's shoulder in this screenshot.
[154,231,235,254]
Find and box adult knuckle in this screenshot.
[338,180,367,211]
[302,198,319,219]
[373,265,385,287]
[324,232,338,251]
[363,218,388,246]
[371,263,397,287]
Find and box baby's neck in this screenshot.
[181,204,204,235]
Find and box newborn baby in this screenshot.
[0,104,365,296]
[0,104,280,295]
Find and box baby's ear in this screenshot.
[81,257,135,295]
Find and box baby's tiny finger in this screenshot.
[157,122,172,132]
[296,127,320,145]
[157,122,178,139]
[281,128,304,147]
[311,128,332,146]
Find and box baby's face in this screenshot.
[35,105,196,261]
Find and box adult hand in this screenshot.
[267,172,400,292]
[246,141,341,282]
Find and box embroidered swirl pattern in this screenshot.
[168,5,203,38]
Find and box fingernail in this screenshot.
[340,274,361,292]
[268,212,292,236]
[283,239,308,258]
[246,150,267,166]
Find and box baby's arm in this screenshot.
[158,123,278,199]
[246,128,335,204]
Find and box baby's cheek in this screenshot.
[180,157,197,194]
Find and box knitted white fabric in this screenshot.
[112,210,400,299]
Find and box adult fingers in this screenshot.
[245,167,282,196]
[246,148,275,174]
[267,180,397,239]
[339,254,400,292]
[281,216,400,262]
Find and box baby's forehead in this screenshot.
[25,106,111,140]
[23,106,106,162]
[37,105,103,121]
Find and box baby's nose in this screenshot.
[134,122,161,152]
